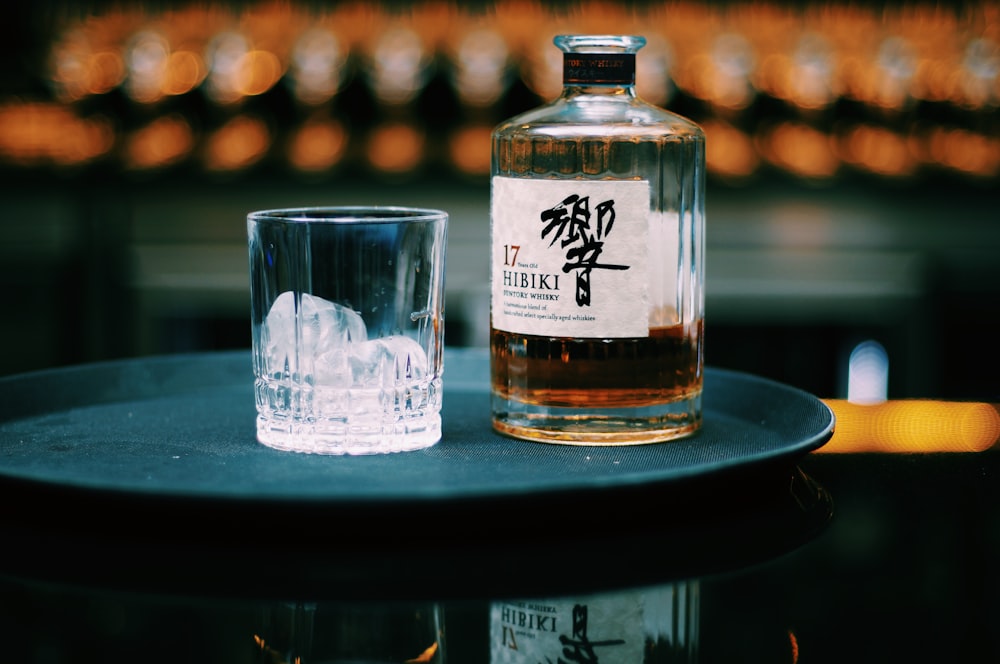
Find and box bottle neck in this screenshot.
[562,51,637,87]
[561,82,637,98]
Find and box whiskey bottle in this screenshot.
[490,35,706,444]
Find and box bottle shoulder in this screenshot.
[493,94,704,141]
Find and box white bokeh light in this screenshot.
[848,340,889,404]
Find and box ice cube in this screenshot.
[348,335,428,387]
[313,347,352,387]
[263,291,367,376]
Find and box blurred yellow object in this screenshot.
[203,115,270,172]
[123,114,194,170]
[0,102,114,167]
[13,0,998,182]
[819,399,1000,453]
[366,121,425,175]
[286,117,347,173]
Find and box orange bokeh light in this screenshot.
[448,124,492,177]
[757,122,839,180]
[367,122,425,174]
[702,119,759,180]
[161,50,207,96]
[123,115,195,170]
[287,118,347,173]
[819,400,1000,453]
[0,102,115,166]
[837,124,918,177]
[926,127,1000,177]
[235,50,283,97]
[203,115,270,172]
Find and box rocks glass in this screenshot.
[248,207,448,454]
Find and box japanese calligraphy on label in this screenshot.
[491,176,651,338]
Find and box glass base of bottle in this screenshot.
[491,393,702,445]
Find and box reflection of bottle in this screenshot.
[490,583,699,664]
[489,35,705,445]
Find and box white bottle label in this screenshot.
[491,176,651,338]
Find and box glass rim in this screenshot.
[553,34,646,53]
[247,205,447,224]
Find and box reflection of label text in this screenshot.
[556,605,626,664]
[499,605,559,633]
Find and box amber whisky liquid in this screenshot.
[490,321,703,443]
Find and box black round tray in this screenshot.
[0,349,834,600]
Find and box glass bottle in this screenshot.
[490,35,705,444]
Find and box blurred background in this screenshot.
[1,0,997,400]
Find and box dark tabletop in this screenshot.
[0,349,996,663]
